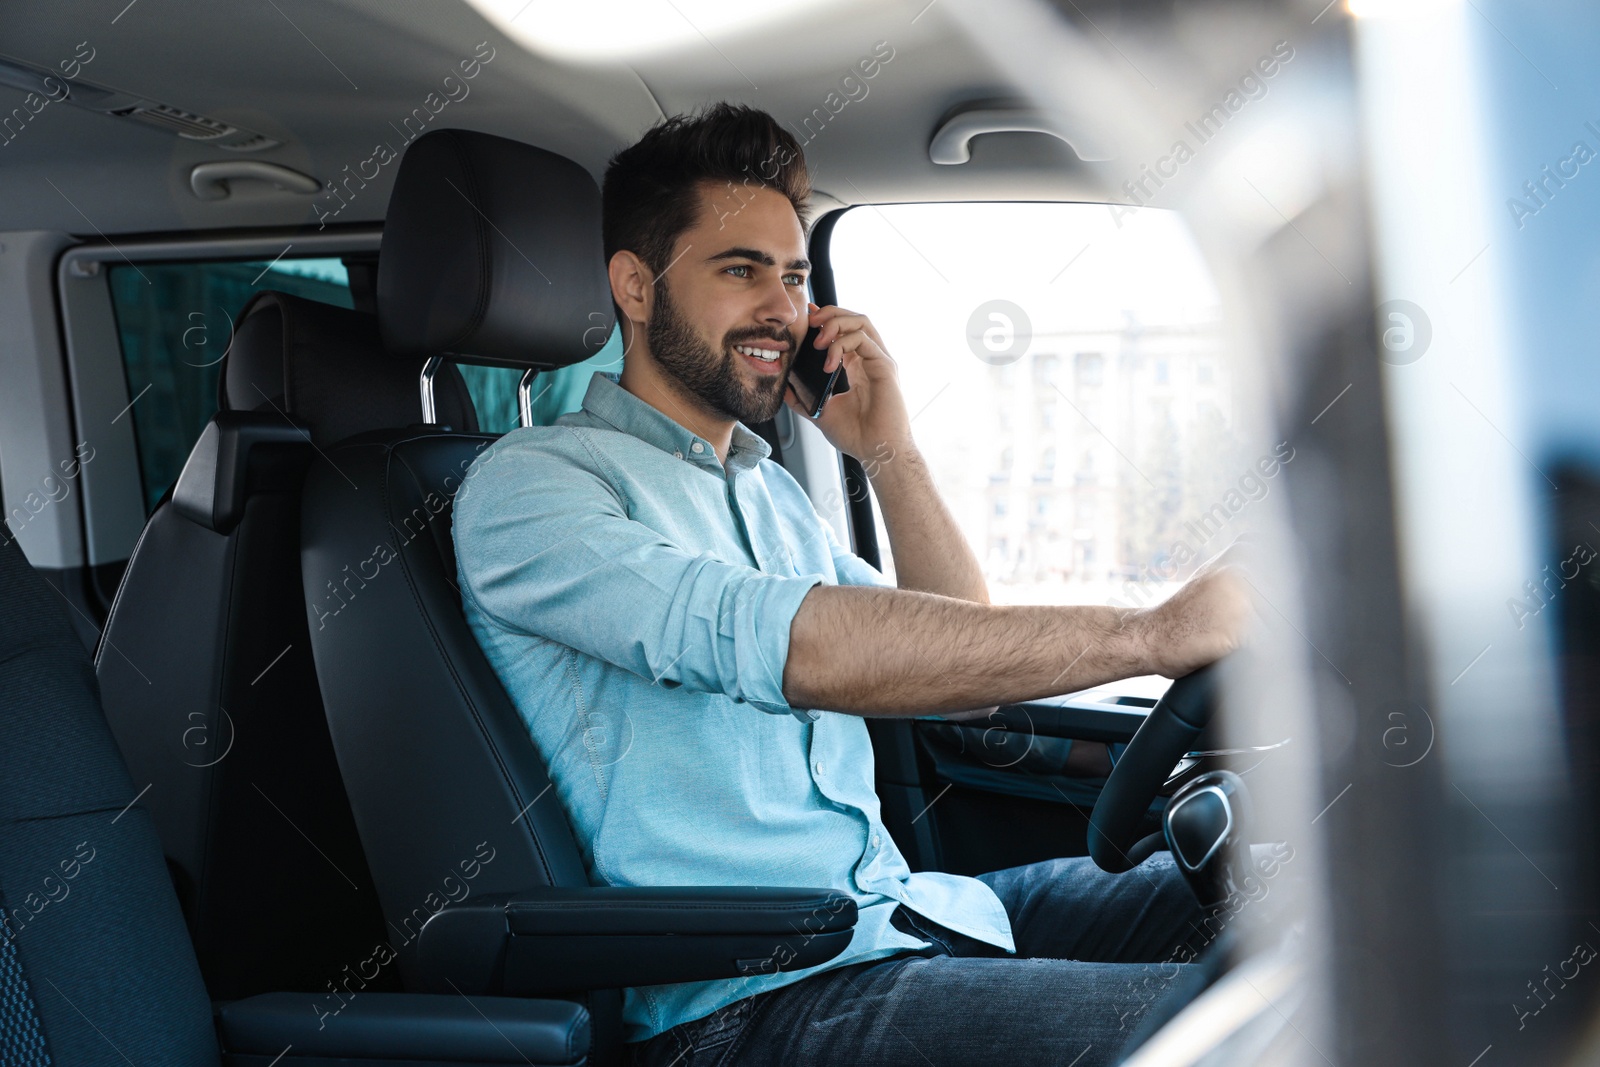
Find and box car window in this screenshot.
[109,257,353,514]
[831,203,1248,695]
[109,253,627,511]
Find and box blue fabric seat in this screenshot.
[0,533,219,1064]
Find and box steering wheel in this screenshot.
[1086,661,1220,873]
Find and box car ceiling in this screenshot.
[0,0,1116,237]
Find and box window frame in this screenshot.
[801,207,873,567]
[818,198,1232,603]
[56,228,381,569]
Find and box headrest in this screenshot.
[376,129,614,370]
[220,299,286,412]
[220,291,478,446]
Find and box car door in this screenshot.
[31,229,626,648]
[4,232,376,647]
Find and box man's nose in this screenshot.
[756,279,801,328]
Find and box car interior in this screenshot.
[3,0,1600,1065]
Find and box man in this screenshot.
[453,104,1250,1066]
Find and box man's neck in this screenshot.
[618,355,736,465]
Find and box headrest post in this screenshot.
[419,356,442,424]
[517,369,540,428]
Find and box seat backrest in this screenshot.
[96,290,479,1000]
[301,429,592,983]
[299,129,614,989]
[0,534,219,1064]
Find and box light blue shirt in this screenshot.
[453,372,1015,1042]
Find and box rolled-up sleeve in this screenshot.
[454,434,821,717]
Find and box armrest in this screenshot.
[218,991,588,1066]
[418,886,858,996]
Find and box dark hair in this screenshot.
[602,103,812,276]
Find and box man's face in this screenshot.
[645,181,809,425]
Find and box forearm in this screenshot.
[782,584,1149,717]
[865,444,988,603]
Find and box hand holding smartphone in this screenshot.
[789,323,850,418]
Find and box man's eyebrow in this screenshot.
[706,247,811,272]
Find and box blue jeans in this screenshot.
[625,852,1210,1067]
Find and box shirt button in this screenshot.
[814,761,825,777]
[691,442,704,454]
[871,833,880,848]
[673,451,683,459]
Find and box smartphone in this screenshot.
[790,324,851,418]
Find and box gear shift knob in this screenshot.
[1163,769,1252,907]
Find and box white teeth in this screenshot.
[736,344,780,362]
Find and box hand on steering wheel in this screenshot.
[1136,544,1253,679]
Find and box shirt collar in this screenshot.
[578,372,771,475]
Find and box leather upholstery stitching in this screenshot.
[381,436,563,889]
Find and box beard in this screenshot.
[646,278,793,426]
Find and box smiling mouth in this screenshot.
[733,343,785,364]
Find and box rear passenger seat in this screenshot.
[96,288,480,1000]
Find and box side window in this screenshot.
[109,253,625,513]
[831,203,1252,624]
[109,257,352,513]
[455,326,626,433]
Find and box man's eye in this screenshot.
[783,273,805,286]
[725,265,752,278]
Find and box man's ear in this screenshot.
[608,250,653,329]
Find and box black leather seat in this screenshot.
[2,533,591,1065]
[297,129,857,1067]
[95,289,481,1000]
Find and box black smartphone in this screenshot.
[789,324,850,418]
